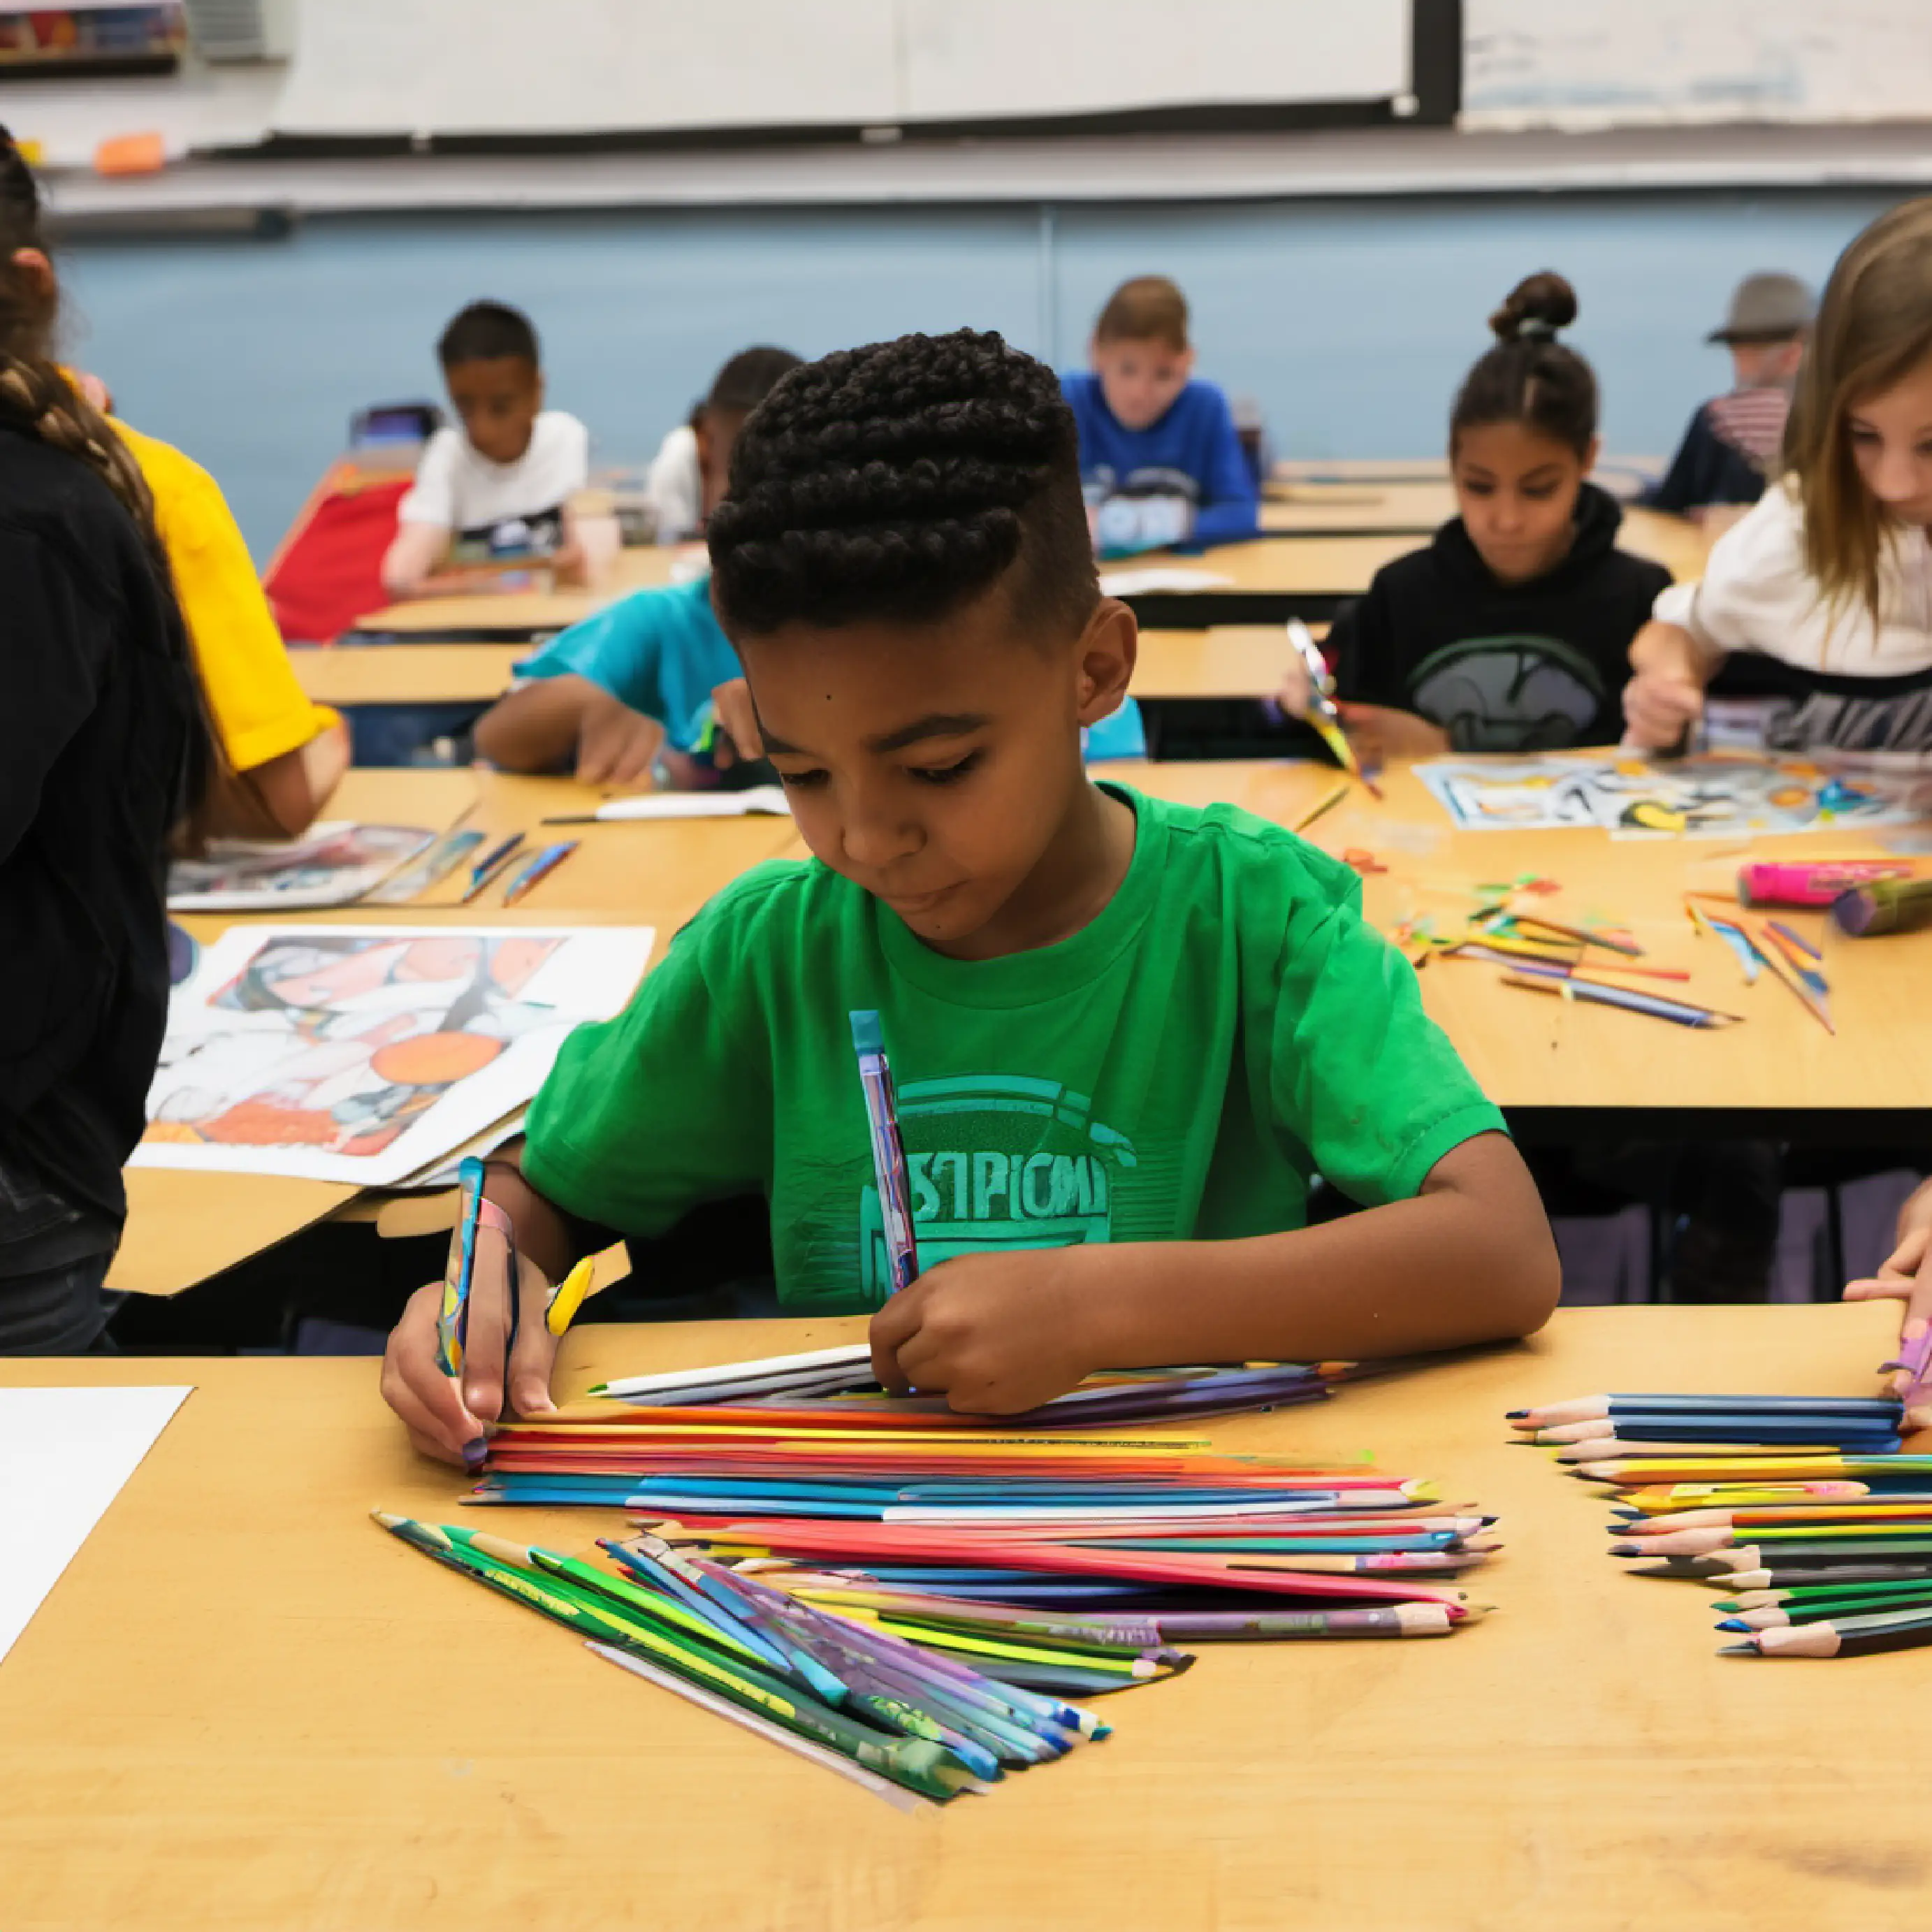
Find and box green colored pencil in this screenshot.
[374,1514,978,1801]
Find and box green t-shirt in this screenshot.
[523,784,1504,1313]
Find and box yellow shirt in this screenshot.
[113,419,338,773]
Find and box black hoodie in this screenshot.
[1328,483,1673,752]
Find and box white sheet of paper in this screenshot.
[0,1385,192,1666]
[1097,567,1236,595]
[595,787,792,822]
[132,924,655,1186]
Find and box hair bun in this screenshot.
[1490,271,1578,344]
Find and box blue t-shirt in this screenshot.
[517,570,1147,763]
[1061,371,1259,549]
[516,576,741,751]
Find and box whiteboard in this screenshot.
[1465,0,1932,130]
[273,0,1414,138]
[901,0,1410,120]
[274,0,901,137]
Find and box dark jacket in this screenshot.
[1329,484,1672,753]
[1642,399,1775,515]
[0,426,199,1229]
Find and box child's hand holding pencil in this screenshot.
[381,1155,604,1467]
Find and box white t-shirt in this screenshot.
[1654,480,1932,757]
[398,412,590,551]
[644,423,704,544]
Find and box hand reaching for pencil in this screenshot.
[869,1248,1098,1415]
[1845,1177,1932,1425]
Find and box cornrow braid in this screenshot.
[707,328,1097,639]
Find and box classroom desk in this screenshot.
[291,641,527,708]
[342,545,687,644]
[1259,480,1458,535]
[112,765,801,1298]
[1121,513,1706,627]
[1121,757,1932,1133]
[1270,455,1664,493]
[289,628,1320,711]
[0,1300,1916,1932]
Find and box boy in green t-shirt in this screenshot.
[381,329,1557,1465]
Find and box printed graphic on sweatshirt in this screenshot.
[1406,634,1607,753]
[857,1073,1138,1303]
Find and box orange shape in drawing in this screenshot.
[371,1031,502,1086]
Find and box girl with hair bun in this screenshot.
[1281,271,1671,759]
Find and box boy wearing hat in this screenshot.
[1643,271,1815,518]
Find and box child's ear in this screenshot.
[1583,433,1603,477]
[1087,334,1103,369]
[1073,599,1138,727]
[1177,346,1196,382]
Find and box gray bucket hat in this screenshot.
[1708,272,1816,343]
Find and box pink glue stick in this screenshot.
[1737,860,1912,909]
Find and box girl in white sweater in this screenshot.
[1625,198,1932,759]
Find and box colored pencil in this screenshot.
[1291,784,1350,836]
[500,838,579,906]
[1722,1612,1932,1657]
[458,831,526,903]
[1498,973,1741,1029]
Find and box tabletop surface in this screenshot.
[1120,757,1932,1114]
[348,545,685,638]
[0,1301,1914,1932]
[116,766,799,1297]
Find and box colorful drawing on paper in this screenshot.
[166,822,436,911]
[1414,752,1932,838]
[133,924,654,1186]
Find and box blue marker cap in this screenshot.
[850,1009,884,1054]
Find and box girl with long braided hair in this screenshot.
[0,129,206,1350]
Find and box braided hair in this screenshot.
[1449,271,1599,459]
[707,328,1097,640]
[0,129,168,572]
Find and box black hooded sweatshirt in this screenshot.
[1328,483,1673,753]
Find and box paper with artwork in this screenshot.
[131,924,654,1186]
[1415,750,1932,838]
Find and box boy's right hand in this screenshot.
[1276,656,1314,718]
[574,690,664,785]
[381,1247,560,1465]
[1846,1179,1932,1424]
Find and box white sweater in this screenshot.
[1655,481,1932,755]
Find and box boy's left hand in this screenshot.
[869,1248,1098,1414]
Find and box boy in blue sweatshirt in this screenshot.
[1061,275,1259,555]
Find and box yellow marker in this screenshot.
[545,1256,597,1337]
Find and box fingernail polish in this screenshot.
[461,1436,487,1469]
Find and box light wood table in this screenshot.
[1121,757,1932,1124]
[114,767,803,1297]
[1,1302,1917,1932]
[1270,455,1664,493]
[344,546,687,641]
[1131,625,1313,700]
[291,641,526,709]
[1260,481,1457,534]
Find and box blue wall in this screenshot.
[56,188,1901,561]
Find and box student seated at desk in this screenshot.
[380,327,1557,1460]
[379,300,589,598]
[1625,202,1932,760]
[1641,273,1813,521]
[473,347,801,785]
[478,345,1147,784]
[0,138,207,1351]
[1279,274,1671,758]
[1063,275,1258,556]
[1622,211,1932,1300]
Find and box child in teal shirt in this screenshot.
[381,330,1555,1460]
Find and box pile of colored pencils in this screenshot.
[1509,1391,1932,1658]
[584,1345,1340,1427]
[468,1406,1498,1634]
[1433,884,1742,1031]
[1685,896,1833,1034]
[374,1511,1104,1805]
